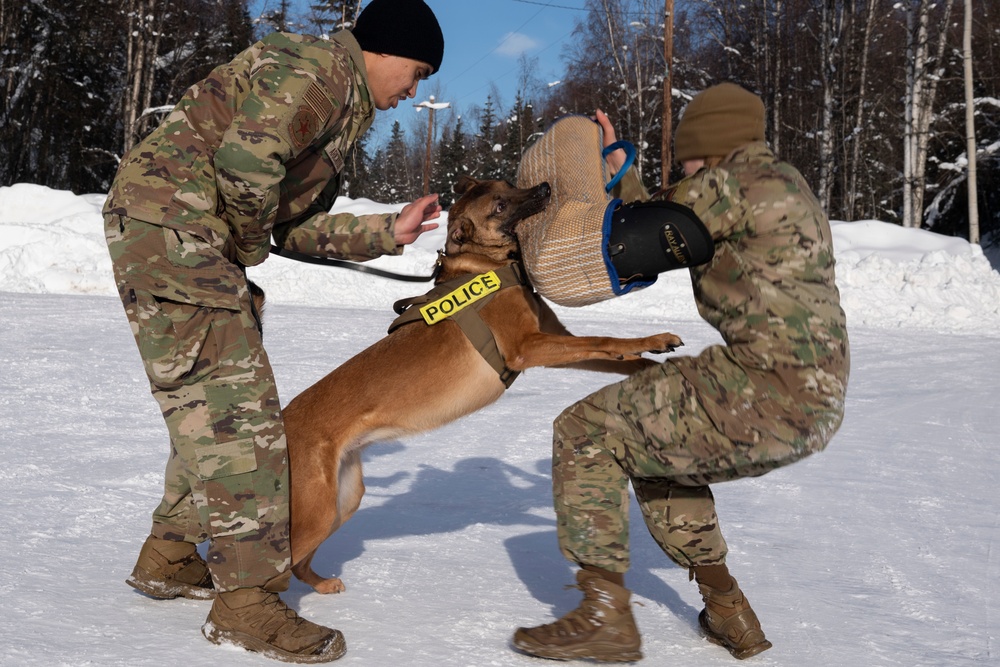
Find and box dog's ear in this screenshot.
[453,175,480,196]
[449,217,475,245]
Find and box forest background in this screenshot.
[2,0,997,247]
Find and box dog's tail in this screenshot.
[248,279,266,326]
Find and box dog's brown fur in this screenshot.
[280,176,683,594]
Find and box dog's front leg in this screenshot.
[504,331,683,370]
[535,299,660,375]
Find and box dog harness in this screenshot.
[389,262,529,388]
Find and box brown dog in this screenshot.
[281,176,683,594]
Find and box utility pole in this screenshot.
[662,0,674,187]
[415,95,450,196]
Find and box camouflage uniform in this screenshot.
[554,142,850,573]
[104,31,401,592]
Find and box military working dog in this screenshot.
[281,176,683,594]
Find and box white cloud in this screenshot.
[495,32,540,57]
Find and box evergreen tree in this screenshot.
[343,131,374,198]
[259,0,294,33]
[305,1,362,36]
[500,93,534,183]
[376,120,415,204]
[0,0,255,193]
[472,95,503,180]
[1,0,123,190]
[433,115,469,207]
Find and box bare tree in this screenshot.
[763,0,785,158]
[903,0,956,228]
[843,0,880,221]
[122,0,166,155]
[963,0,979,243]
[589,0,667,183]
[816,0,840,211]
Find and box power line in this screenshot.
[511,0,587,10]
[441,0,589,104]
[447,25,577,105]
[442,6,546,102]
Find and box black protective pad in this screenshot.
[606,200,715,282]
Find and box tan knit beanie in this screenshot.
[674,83,765,163]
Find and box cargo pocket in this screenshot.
[127,287,251,390]
[163,226,228,271]
[128,288,211,388]
[195,438,260,538]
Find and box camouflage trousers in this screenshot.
[554,360,748,574]
[105,214,290,592]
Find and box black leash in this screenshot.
[269,244,439,283]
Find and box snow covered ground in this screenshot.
[1,182,998,666]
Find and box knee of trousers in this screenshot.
[553,396,611,448]
[552,400,632,521]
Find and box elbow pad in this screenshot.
[606,200,715,284]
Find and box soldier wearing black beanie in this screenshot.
[104,2,448,663]
[353,0,445,74]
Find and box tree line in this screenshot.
[1,0,997,245]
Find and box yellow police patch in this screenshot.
[420,271,501,325]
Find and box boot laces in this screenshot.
[151,545,211,586]
[240,592,305,637]
[542,582,614,637]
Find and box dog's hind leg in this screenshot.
[335,449,366,527]
[291,548,338,593]
[291,512,348,594]
[290,449,366,594]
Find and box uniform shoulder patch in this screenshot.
[289,106,319,149]
[287,83,334,149]
[303,82,334,123]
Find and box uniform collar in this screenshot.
[331,30,374,134]
[724,141,772,163]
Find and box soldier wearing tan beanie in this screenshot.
[516,85,848,663]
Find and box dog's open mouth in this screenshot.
[501,182,551,235]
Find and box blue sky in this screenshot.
[423,0,586,110]
[249,0,589,115]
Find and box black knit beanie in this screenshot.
[352,0,445,74]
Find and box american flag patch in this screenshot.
[302,83,333,122]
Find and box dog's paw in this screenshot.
[314,577,347,595]
[648,333,683,354]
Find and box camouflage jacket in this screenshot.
[616,143,850,445]
[104,30,399,267]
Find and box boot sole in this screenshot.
[126,568,215,601]
[203,621,346,664]
[698,610,773,660]
[512,634,642,663]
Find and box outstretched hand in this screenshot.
[395,194,442,246]
[594,109,627,175]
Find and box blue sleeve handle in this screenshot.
[603,140,637,193]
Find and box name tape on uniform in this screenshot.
[420,271,501,325]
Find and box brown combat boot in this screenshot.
[203,585,346,663]
[126,535,214,600]
[512,569,643,662]
[698,579,772,660]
